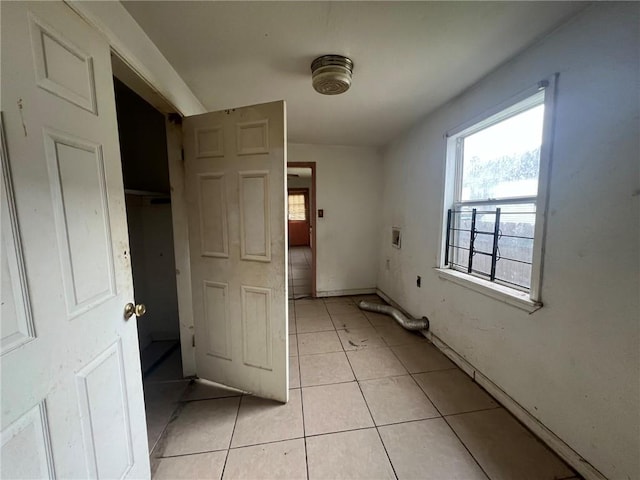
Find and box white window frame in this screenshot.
[437,75,557,312]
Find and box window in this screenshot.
[288,191,308,221]
[440,78,556,309]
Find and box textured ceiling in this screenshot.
[123,1,586,147]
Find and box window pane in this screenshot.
[496,203,536,289]
[288,194,306,221]
[450,203,535,290]
[461,104,544,202]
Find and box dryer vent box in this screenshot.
[392,227,401,249]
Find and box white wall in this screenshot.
[289,144,383,296]
[377,4,639,480]
[68,1,205,116]
[287,175,312,190]
[125,196,181,350]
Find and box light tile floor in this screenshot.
[289,246,312,299]
[149,295,581,479]
[144,348,190,453]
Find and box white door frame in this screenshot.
[113,61,198,377]
[67,1,205,377]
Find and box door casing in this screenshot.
[287,162,317,297]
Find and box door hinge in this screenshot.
[192,334,195,347]
[181,148,185,162]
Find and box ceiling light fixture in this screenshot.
[311,55,354,95]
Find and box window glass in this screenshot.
[288,194,306,221]
[444,86,549,297]
[461,105,544,202]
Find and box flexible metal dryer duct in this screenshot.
[358,301,429,331]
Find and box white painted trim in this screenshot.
[238,170,271,262]
[165,119,196,377]
[376,286,605,479]
[435,268,541,313]
[440,78,556,303]
[0,114,36,355]
[197,172,229,258]
[425,331,607,480]
[316,288,376,298]
[529,74,559,302]
[65,1,205,116]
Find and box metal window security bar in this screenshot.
[444,207,535,291]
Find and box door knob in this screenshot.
[124,302,147,320]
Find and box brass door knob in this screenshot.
[124,302,147,320]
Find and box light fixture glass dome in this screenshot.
[311,55,354,95]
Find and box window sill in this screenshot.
[435,268,542,313]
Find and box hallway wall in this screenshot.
[376,4,639,479]
[288,143,383,296]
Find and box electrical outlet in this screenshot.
[416,275,421,288]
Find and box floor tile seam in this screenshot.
[327,308,368,316]
[356,372,426,385]
[294,313,330,320]
[373,415,447,430]
[297,348,343,356]
[387,344,434,383]
[446,404,576,476]
[296,322,311,480]
[350,359,400,480]
[406,372,573,475]
[157,447,229,459]
[303,436,310,480]
[296,328,336,335]
[304,424,383,440]
[220,393,243,479]
[442,405,504,418]
[295,319,336,331]
[181,393,243,403]
[441,409,494,480]
[295,329,308,436]
[409,371,501,419]
[356,370,438,415]
[339,340,377,428]
[351,371,417,382]
[300,378,358,389]
[341,342,387,353]
[297,350,349,359]
[404,366,460,375]
[150,398,190,459]
[229,434,306,451]
[408,373,446,417]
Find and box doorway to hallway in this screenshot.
[287,162,316,299]
[289,246,313,299]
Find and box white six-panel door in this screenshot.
[1,2,148,478]
[183,101,289,403]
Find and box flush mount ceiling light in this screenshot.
[311,55,354,95]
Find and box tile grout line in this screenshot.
[387,344,495,479]
[219,394,243,479]
[230,434,307,451]
[441,413,494,480]
[441,405,503,418]
[340,327,399,480]
[293,305,311,480]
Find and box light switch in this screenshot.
[318,209,324,218]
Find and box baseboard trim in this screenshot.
[316,287,376,298]
[375,288,607,480]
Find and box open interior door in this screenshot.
[183,101,288,402]
[1,2,148,478]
